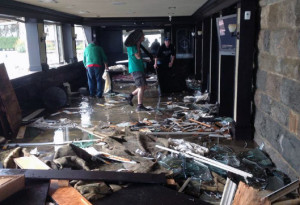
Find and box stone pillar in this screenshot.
[255,0,300,178]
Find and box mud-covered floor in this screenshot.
[4,81,287,204]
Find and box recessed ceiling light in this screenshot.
[112,2,126,6]
[79,10,90,14]
[38,0,58,3]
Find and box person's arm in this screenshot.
[169,45,176,68]
[154,46,162,69]
[100,47,109,70]
[134,43,142,59]
[83,49,86,67]
[154,58,158,69]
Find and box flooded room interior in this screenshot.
[0,0,299,204]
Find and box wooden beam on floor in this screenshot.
[0,175,25,202]
[0,169,166,184]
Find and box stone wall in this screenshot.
[255,0,300,178]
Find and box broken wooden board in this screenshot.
[16,125,26,139]
[232,181,271,205]
[50,185,91,205]
[14,156,51,170]
[0,175,25,202]
[22,108,45,122]
[1,179,49,205]
[0,63,22,137]
[0,169,166,184]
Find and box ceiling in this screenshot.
[14,0,208,18]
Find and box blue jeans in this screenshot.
[87,66,104,97]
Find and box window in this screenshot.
[74,25,87,61]
[122,29,164,54]
[44,23,65,68]
[0,17,30,79]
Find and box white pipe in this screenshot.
[155,145,252,178]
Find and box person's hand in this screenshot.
[154,64,158,69]
[168,62,173,68]
[105,67,109,71]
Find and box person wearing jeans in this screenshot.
[83,40,108,98]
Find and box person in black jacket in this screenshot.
[153,37,175,96]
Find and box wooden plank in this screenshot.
[14,156,51,170]
[22,108,45,122]
[50,185,91,205]
[0,63,22,137]
[232,181,270,205]
[0,169,166,184]
[16,125,26,139]
[0,175,25,202]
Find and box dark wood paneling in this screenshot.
[201,18,211,93]
[219,55,235,118]
[11,62,87,116]
[235,0,259,139]
[210,14,220,103]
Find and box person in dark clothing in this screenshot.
[150,39,160,55]
[153,37,175,95]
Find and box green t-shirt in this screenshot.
[83,43,107,67]
[127,46,144,73]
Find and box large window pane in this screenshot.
[45,23,65,68]
[0,18,30,79]
[75,25,87,62]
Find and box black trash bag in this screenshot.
[42,86,67,111]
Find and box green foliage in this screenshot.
[46,40,56,51]
[0,37,18,50]
[15,39,26,53]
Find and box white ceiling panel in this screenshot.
[15,0,208,18]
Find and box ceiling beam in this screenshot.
[82,16,196,27]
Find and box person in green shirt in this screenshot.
[126,31,150,112]
[83,40,108,98]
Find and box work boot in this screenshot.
[126,94,134,106]
[136,104,151,112]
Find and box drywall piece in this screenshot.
[14,156,51,170]
[0,175,25,202]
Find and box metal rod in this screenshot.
[6,139,104,147]
[263,180,300,202]
[155,145,253,178]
